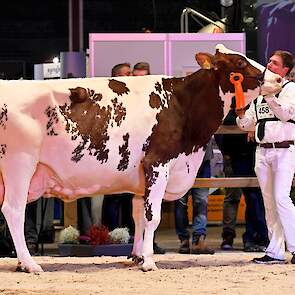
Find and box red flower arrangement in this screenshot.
[79,225,111,245]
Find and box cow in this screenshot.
[0,44,282,272]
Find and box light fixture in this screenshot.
[53,56,59,64]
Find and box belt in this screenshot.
[259,140,295,148]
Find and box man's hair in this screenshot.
[133,62,150,74]
[111,63,130,77]
[272,50,295,75]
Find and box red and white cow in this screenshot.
[0,44,282,272]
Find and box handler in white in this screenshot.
[237,50,295,264]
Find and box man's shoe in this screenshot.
[178,239,190,254]
[220,236,234,250]
[191,235,215,255]
[244,242,265,252]
[153,242,166,254]
[291,253,295,264]
[252,255,285,264]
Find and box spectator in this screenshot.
[111,63,132,77]
[216,97,269,252]
[175,138,215,255]
[102,62,135,246]
[24,198,55,255]
[132,62,150,76]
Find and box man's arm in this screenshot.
[264,84,295,121]
[236,101,256,131]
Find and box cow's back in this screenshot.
[0,76,170,201]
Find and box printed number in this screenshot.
[259,106,269,114]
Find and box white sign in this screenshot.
[34,63,61,80]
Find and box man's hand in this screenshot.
[247,131,255,142]
[236,108,246,118]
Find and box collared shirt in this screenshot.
[236,79,295,143]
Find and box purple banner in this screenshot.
[257,1,295,65]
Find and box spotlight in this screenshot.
[53,56,59,64]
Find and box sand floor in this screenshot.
[0,252,295,295]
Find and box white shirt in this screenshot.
[236,79,295,143]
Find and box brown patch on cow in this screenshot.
[144,71,223,167]
[0,104,8,129]
[117,133,130,171]
[149,92,162,109]
[45,106,59,136]
[69,87,90,103]
[142,165,160,221]
[108,79,130,96]
[144,196,153,221]
[59,87,112,163]
[88,88,103,102]
[0,144,7,159]
[111,97,127,127]
[155,82,162,93]
[142,136,151,152]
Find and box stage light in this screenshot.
[53,56,59,64]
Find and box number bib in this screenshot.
[257,102,276,120]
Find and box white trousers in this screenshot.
[255,145,295,260]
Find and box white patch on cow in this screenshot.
[216,44,265,72]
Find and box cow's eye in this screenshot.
[237,59,247,68]
[276,78,282,83]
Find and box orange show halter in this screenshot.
[229,72,245,110]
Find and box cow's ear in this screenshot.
[195,53,214,69]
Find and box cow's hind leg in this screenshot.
[1,155,42,273]
[131,195,144,264]
[141,163,168,271]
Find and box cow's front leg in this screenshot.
[141,163,168,272]
[131,195,144,264]
[1,155,43,273]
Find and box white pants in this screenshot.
[255,145,295,260]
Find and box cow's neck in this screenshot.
[143,70,223,167]
[179,69,223,153]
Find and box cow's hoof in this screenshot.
[131,255,144,265]
[16,262,43,273]
[141,261,158,272]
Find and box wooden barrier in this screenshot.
[194,177,259,188]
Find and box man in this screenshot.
[111,63,132,77]
[216,98,268,252]
[175,139,215,255]
[132,62,150,76]
[236,50,295,264]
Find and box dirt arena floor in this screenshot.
[0,252,295,295]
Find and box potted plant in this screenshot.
[58,225,133,257]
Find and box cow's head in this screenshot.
[196,44,283,117]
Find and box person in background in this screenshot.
[102,62,135,240]
[175,138,215,255]
[237,50,295,264]
[215,99,269,252]
[111,63,132,77]
[132,62,150,76]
